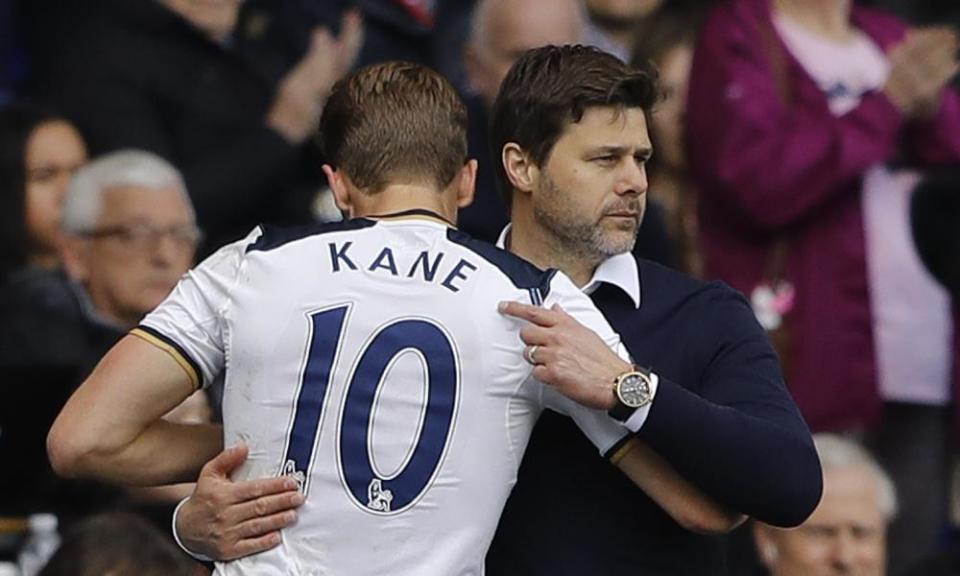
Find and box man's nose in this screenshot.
[829,531,858,572]
[614,160,648,197]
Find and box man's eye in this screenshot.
[29,167,58,182]
[593,156,616,165]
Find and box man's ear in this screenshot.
[60,235,90,284]
[323,164,353,215]
[501,143,538,198]
[456,159,478,208]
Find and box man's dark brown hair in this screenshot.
[319,61,468,192]
[490,44,659,204]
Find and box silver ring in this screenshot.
[525,344,540,365]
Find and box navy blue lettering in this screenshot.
[329,242,357,272]
[369,247,399,276]
[441,259,478,293]
[407,251,445,282]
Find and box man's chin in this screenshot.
[594,230,636,257]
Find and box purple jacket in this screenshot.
[686,0,960,432]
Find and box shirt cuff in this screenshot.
[172,496,215,563]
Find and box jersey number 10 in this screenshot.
[280,304,460,514]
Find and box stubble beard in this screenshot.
[533,175,639,265]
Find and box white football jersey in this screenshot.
[138,215,629,576]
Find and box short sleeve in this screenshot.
[133,228,261,388]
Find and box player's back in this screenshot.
[217,217,562,575]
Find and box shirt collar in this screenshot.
[496,224,641,308]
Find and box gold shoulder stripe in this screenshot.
[130,328,201,390]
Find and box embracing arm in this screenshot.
[47,334,223,485]
[635,287,822,528]
[501,299,745,534]
[613,439,745,534]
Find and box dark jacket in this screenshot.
[486,256,820,575]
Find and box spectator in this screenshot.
[1,149,211,527]
[0,103,87,280]
[753,433,895,576]
[584,0,663,61]
[460,0,677,267]
[0,150,200,372]
[43,0,361,252]
[686,0,960,569]
[38,512,199,576]
[349,0,475,87]
[630,6,705,276]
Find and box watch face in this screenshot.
[617,373,651,408]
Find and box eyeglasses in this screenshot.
[82,223,203,250]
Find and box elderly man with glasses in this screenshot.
[0,149,207,523]
[1,149,202,373]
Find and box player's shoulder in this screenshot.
[445,228,558,295]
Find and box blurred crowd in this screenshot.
[1,0,959,574]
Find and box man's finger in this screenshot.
[498,301,560,327]
[233,490,305,523]
[229,532,284,560]
[204,444,249,478]
[236,510,299,541]
[519,325,553,346]
[232,475,301,503]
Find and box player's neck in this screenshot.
[349,184,458,226]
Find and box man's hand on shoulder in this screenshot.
[498,301,628,410]
[175,444,305,561]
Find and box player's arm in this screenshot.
[47,334,223,485]
[610,438,745,534]
[500,299,745,534]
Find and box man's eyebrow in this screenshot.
[635,146,653,160]
[588,145,653,159]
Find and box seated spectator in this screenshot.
[0,150,200,371]
[43,0,361,252]
[0,150,211,526]
[0,103,87,280]
[753,433,896,576]
[38,512,198,576]
[584,0,663,61]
